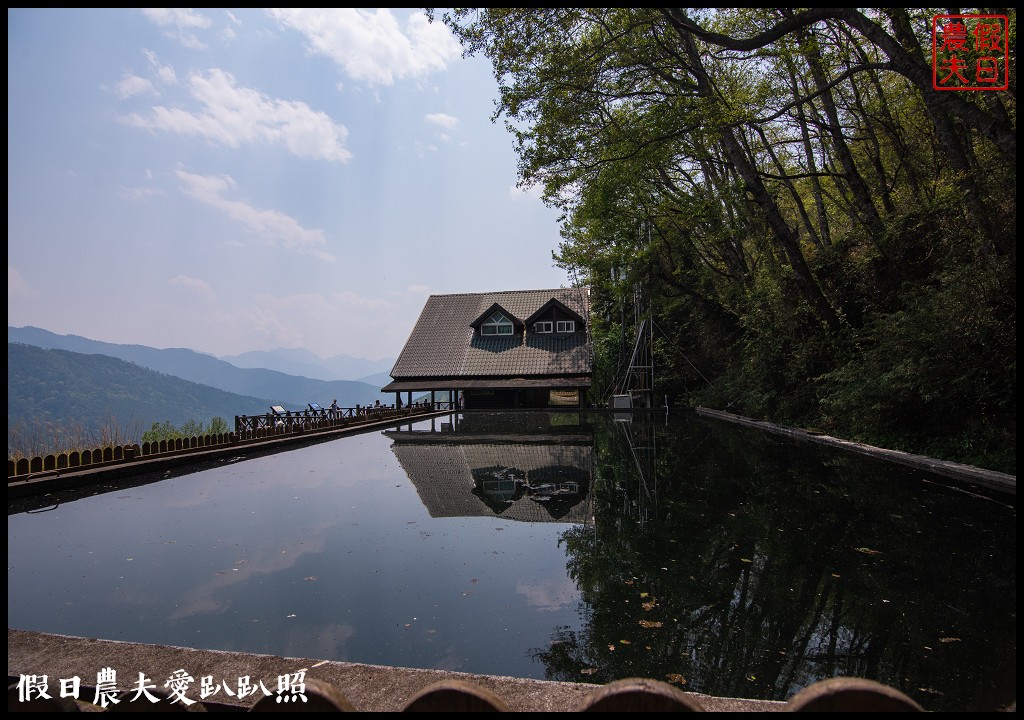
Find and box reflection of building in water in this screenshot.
[385,426,594,524]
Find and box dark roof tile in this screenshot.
[391,288,592,380]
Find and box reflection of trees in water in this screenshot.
[531,415,1017,712]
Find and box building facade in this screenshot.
[383,288,592,409]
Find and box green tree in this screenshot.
[437,8,1014,471]
[141,416,230,444]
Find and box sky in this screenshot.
[7,8,572,362]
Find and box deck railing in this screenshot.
[8,404,440,480]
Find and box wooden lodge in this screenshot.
[383,288,593,409]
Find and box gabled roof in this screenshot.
[387,288,591,385]
[389,440,593,524]
[469,302,521,329]
[523,297,586,326]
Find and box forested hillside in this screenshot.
[8,344,279,455]
[8,326,393,410]
[441,9,1015,473]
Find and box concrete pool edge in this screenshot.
[8,628,787,712]
[695,407,1016,494]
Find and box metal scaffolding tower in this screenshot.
[613,224,655,409]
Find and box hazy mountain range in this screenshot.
[218,348,394,382]
[9,343,279,443]
[8,325,398,454]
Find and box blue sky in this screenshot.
[7,8,570,362]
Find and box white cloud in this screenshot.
[8,266,34,299]
[407,284,431,295]
[118,185,163,201]
[120,68,352,162]
[175,169,335,260]
[240,291,394,355]
[516,578,577,612]
[140,8,212,49]
[425,112,458,129]
[169,275,216,300]
[141,8,212,29]
[510,182,544,200]
[414,140,439,157]
[115,72,157,99]
[333,290,389,309]
[143,49,177,86]
[266,8,461,87]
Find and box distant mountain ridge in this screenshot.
[7,326,394,409]
[218,348,395,382]
[8,343,282,454]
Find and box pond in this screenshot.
[6,410,1016,711]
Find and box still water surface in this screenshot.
[7,410,1016,711]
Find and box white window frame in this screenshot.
[534,321,553,334]
[482,312,514,336]
[556,320,576,333]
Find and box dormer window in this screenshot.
[534,321,553,334]
[481,312,514,335]
[556,320,576,333]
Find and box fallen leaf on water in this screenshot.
[939,637,961,643]
[619,639,631,645]
[580,668,599,675]
[854,547,883,556]
[642,600,657,611]
[639,620,663,628]
[304,576,318,582]
[666,674,687,686]
[608,645,616,651]
[740,558,753,563]
[639,592,649,598]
